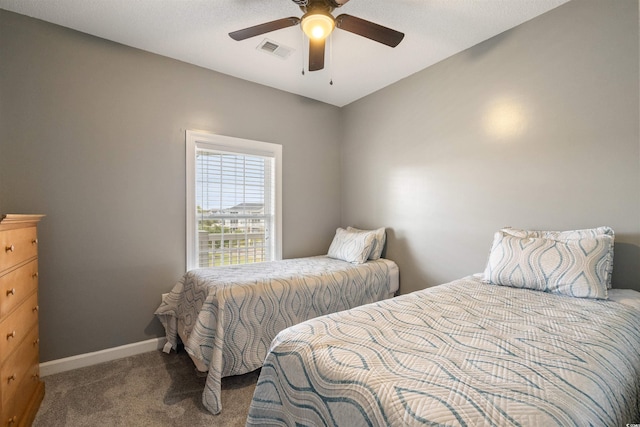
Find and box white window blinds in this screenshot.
[195,150,275,267]
[186,131,282,270]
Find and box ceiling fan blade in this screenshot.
[335,14,404,47]
[308,38,325,71]
[229,17,300,41]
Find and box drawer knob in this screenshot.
[6,330,16,340]
[32,238,38,245]
[5,245,14,253]
[7,373,16,383]
[32,373,40,381]
[32,272,39,279]
[6,288,15,296]
[7,416,17,425]
[33,305,39,312]
[33,338,40,346]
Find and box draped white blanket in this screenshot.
[155,256,399,414]
[247,275,640,426]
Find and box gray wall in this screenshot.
[341,0,640,294]
[0,10,342,362]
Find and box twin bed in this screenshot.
[155,227,398,414]
[157,225,640,425]
[247,275,640,426]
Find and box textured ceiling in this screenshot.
[0,0,569,107]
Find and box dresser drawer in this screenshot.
[1,354,39,427]
[0,260,38,319]
[1,325,39,411]
[0,292,38,361]
[0,228,38,273]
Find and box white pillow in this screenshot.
[346,226,386,260]
[483,231,612,299]
[327,228,376,264]
[502,226,614,288]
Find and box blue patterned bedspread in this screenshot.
[247,275,640,426]
[154,256,399,414]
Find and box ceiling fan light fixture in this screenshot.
[301,12,335,40]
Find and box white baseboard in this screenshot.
[39,337,168,377]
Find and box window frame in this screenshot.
[186,130,282,271]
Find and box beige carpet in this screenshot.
[34,349,259,426]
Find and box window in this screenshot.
[186,131,282,270]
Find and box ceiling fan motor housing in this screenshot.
[292,0,350,14]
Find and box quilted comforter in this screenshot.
[247,275,640,426]
[154,256,399,414]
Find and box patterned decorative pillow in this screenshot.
[483,231,612,299]
[327,228,376,264]
[346,226,386,260]
[502,226,615,288]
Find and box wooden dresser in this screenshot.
[0,215,45,427]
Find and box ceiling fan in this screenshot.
[228,0,404,72]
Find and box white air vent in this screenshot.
[257,39,294,59]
